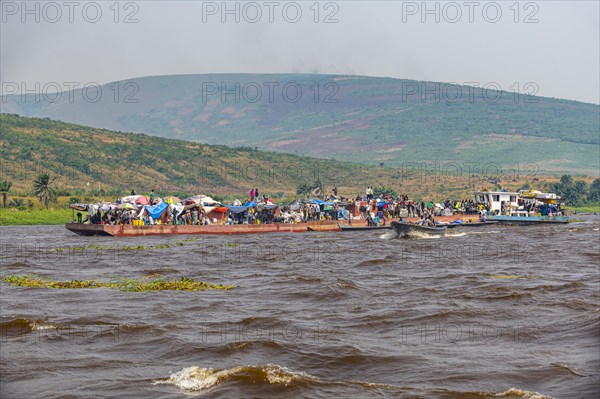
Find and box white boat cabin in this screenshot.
[473,191,519,214]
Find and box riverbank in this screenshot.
[0,209,73,226]
[565,203,600,214]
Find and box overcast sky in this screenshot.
[1,0,599,103]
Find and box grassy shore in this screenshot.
[565,203,600,213]
[0,196,102,226]
[0,208,74,226]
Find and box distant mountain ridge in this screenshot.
[2,73,598,174]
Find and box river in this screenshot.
[1,217,598,398]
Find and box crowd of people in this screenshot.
[73,185,531,227]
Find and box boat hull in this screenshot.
[486,216,569,225]
[65,221,342,237]
[390,221,447,237]
[65,215,477,237]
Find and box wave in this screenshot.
[0,317,61,335]
[464,230,501,235]
[433,387,556,399]
[399,231,445,240]
[336,278,359,289]
[379,231,398,240]
[215,339,288,354]
[445,231,467,237]
[155,366,557,399]
[154,364,316,391]
[550,362,590,377]
[1,261,34,268]
[523,281,583,293]
[238,316,281,326]
[356,258,394,266]
[295,275,322,283]
[485,388,555,398]
[140,268,180,275]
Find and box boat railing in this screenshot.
[508,210,530,217]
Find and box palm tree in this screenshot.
[296,180,325,199]
[296,182,311,198]
[32,174,57,210]
[310,179,325,199]
[0,181,12,208]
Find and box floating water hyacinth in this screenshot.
[53,241,191,252]
[2,275,234,292]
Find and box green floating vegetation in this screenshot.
[3,274,234,292]
[487,274,529,279]
[53,240,194,252]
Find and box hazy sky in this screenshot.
[1,0,599,103]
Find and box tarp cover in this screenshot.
[310,199,335,206]
[145,202,168,219]
[186,195,221,206]
[135,196,150,205]
[259,204,279,210]
[228,205,251,214]
[121,195,144,203]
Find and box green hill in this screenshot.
[0,113,407,197]
[3,74,598,175]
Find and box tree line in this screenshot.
[0,174,57,209]
[549,175,600,207]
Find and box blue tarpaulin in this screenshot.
[228,205,251,214]
[144,202,168,219]
[228,201,258,214]
[310,199,335,206]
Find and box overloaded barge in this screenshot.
[65,215,471,237]
[65,189,568,237]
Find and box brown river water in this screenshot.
[1,217,598,398]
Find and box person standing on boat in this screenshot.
[255,188,259,202]
[377,210,386,226]
[149,189,155,203]
[427,212,435,226]
[407,201,414,217]
[250,188,255,201]
[366,212,374,226]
